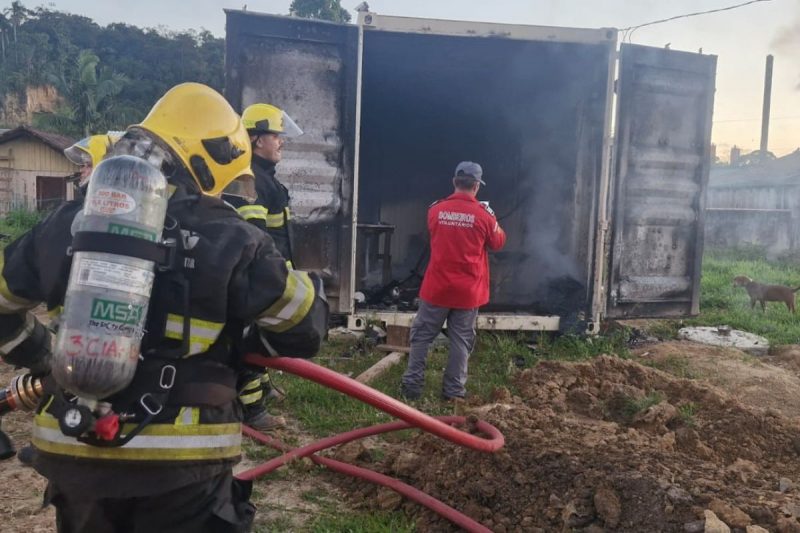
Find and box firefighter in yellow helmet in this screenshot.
[224,103,304,433]
[232,103,302,262]
[63,132,122,196]
[0,82,328,532]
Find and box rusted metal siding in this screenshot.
[225,11,359,314]
[608,44,717,318]
[239,41,344,223]
[359,12,616,45]
[225,11,715,327]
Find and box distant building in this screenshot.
[0,125,77,214]
[706,149,800,256]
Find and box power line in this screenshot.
[620,0,772,37]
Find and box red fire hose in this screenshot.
[236,354,505,533]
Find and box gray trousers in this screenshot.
[401,300,479,398]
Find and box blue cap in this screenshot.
[454,161,486,186]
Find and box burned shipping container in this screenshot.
[225,11,716,332]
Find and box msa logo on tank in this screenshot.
[88,298,145,336]
[438,210,475,228]
[107,223,156,242]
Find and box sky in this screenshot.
[24,0,800,160]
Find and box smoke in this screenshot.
[771,11,800,89]
[772,19,800,51]
[484,41,603,314]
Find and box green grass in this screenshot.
[645,320,682,341]
[254,515,295,532]
[0,208,43,246]
[535,330,631,361]
[622,392,665,418]
[683,248,800,345]
[678,402,698,427]
[308,511,416,533]
[253,320,635,528]
[253,506,415,533]
[251,244,800,527]
[642,355,698,379]
[270,328,634,437]
[250,477,415,533]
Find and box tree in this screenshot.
[0,13,9,61]
[289,0,351,23]
[34,50,128,137]
[0,3,225,131]
[4,1,29,44]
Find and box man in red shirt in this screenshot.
[401,162,506,401]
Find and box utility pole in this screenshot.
[759,54,773,161]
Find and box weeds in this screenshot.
[645,320,682,341]
[622,392,665,419]
[535,330,630,361]
[301,488,330,505]
[275,328,634,436]
[642,355,698,379]
[678,402,698,427]
[0,208,43,246]
[308,510,415,532]
[254,515,295,532]
[741,353,759,365]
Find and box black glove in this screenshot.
[2,320,52,377]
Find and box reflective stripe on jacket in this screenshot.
[33,410,241,461]
[0,180,327,465]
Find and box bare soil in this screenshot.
[8,339,800,532]
[340,343,800,532]
[0,365,54,532]
[0,362,349,533]
[0,305,349,532]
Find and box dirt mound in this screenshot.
[767,345,800,374]
[344,355,800,532]
[635,340,800,420]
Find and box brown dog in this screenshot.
[733,275,800,313]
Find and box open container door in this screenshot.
[225,11,360,314]
[607,43,716,318]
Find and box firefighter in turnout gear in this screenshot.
[13,131,124,470]
[63,132,122,197]
[0,83,328,533]
[235,103,302,263]
[224,103,303,432]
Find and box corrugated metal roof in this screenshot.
[0,125,75,152]
[709,150,800,188]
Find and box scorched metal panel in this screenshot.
[608,43,716,318]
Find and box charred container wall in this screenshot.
[357,30,610,317]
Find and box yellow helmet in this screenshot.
[136,82,253,196]
[242,103,303,138]
[64,133,122,167]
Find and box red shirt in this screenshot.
[420,192,507,309]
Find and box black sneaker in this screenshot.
[400,389,420,401]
